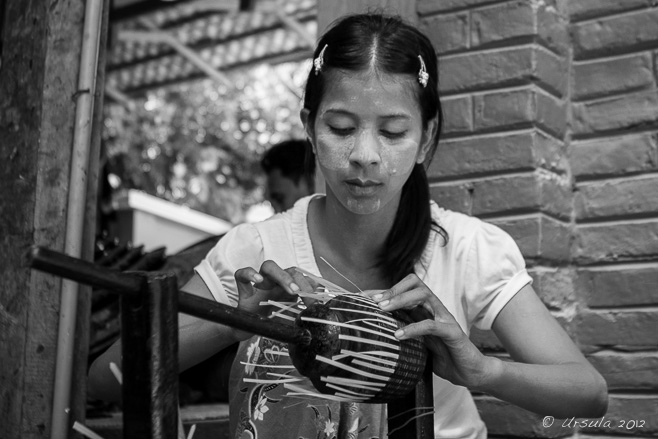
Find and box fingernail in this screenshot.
[372,294,382,301]
[290,283,300,292]
[379,300,389,308]
[394,329,404,339]
[254,274,264,283]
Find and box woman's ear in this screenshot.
[416,116,438,164]
[300,109,317,154]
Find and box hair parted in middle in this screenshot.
[301,12,446,283]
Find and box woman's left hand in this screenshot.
[366,274,497,391]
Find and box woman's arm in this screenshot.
[370,276,608,418]
[87,261,314,403]
[87,273,242,403]
[482,284,608,418]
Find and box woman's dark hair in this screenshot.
[302,13,447,283]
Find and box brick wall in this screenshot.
[418,0,658,437]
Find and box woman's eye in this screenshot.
[329,125,354,135]
[381,130,407,139]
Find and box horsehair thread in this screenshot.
[388,405,435,421]
[294,266,350,294]
[319,256,363,292]
[387,408,436,436]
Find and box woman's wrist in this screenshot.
[471,355,505,394]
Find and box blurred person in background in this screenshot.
[177,139,317,404]
[261,139,315,213]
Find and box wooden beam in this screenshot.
[111,47,311,95]
[187,0,240,13]
[110,0,192,22]
[0,0,86,437]
[105,85,135,110]
[317,0,417,34]
[274,10,317,48]
[119,29,234,88]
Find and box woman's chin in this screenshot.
[344,196,383,215]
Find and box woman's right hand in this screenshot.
[233,260,316,340]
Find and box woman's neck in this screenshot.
[307,193,399,290]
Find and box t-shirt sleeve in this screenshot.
[465,220,533,330]
[194,223,264,307]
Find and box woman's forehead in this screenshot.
[319,70,421,115]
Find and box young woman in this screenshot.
[89,13,607,439]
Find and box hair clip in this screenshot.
[314,44,328,75]
[418,55,429,88]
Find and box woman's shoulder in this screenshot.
[429,201,516,253]
[430,202,483,236]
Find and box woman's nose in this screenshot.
[349,131,381,167]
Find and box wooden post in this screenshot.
[0,1,107,438]
[0,1,84,438]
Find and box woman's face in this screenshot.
[304,70,434,216]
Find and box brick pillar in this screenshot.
[568,0,658,433]
[420,0,658,435]
[419,0,578,436]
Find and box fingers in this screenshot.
[371,273,454,322]
[366,274,465,345]
[234,267,264,285]
[254,260,301,295]
[236,261,320,297]
[288,267,316,295]
[361,289,386,298]
[395,318,462,343]
[370,274,435,315]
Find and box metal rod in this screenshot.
[121,272,179,439]
[28,246,311,346]
[178,292,311,346]
[51,0,105,434]
[28,246,143,294]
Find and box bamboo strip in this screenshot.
[72,422,107,439]
[239,362,294,369]
[243,377,301,384]
[329,307,398,325]
[320,376,386,389]
[333,350,398,365]
[351,359,395,374]
[300,317,398,342]
[339,334,400,351]
[294,267,351,295]
[325,383,375,396]
[315,355,390,381]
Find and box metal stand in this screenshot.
[121,272,179,439]
[388,359,434,438]
[27,246,433,438]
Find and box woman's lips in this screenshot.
[345,178,382,195]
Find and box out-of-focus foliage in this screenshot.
[102,61,309,224]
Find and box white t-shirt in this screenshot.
[195,195,532,439]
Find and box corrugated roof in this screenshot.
[107,0,316,94]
